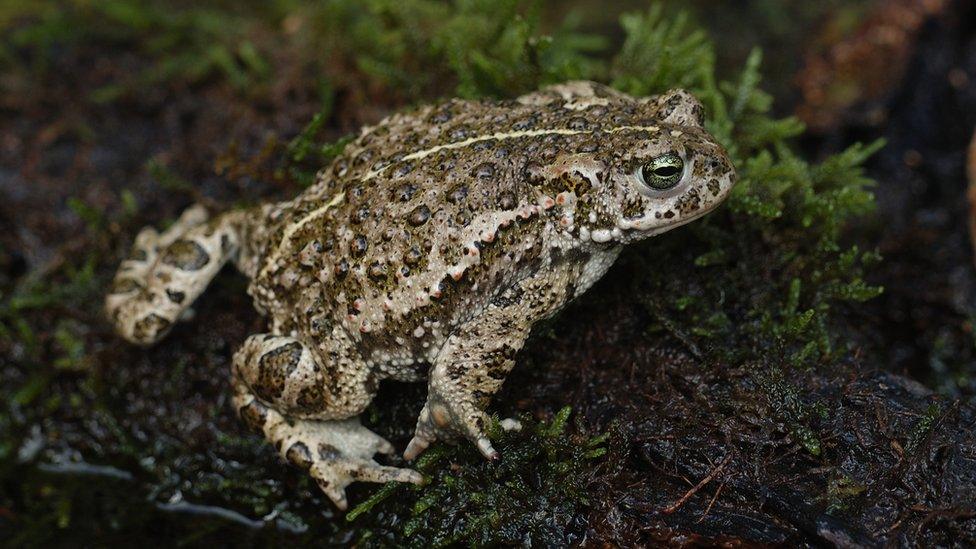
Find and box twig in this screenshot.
[916,505,976,538]
[661,453,733,515]
[643,299,704,361]
[696,481,725,523]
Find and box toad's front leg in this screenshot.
[403,313,529,461]
[404,269,572,461]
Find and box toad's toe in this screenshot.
[309,459,422,510]
[403,433,432,461]
[406,395,498,461]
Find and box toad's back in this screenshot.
[245,86,646,354]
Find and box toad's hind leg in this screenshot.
[232,334,423,510]
[106,205,244,345]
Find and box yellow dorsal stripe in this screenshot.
[260,191,346,277]
[361,125,662,180]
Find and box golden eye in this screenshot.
[641,153,684,190]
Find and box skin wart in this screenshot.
[105,81,737,510]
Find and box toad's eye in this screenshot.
[640,153,684,190]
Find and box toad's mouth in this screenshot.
[616,204,713,235]
[583,207,714,244]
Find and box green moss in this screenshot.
[611,6,714,97]
[298,0,605,100]
[280,114,354,188]
[349,408,605,547]
[612,26,882,371]
[2,0,605,109]
[608,11,883,457]
[905,403,942,455]
[1,0,277,100]
[822,473,867,512]
[755,369,825,456]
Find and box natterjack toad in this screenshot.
[106,81,736,509]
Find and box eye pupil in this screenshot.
[654,166,680,177]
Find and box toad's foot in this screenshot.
[106,204,245,345]
[109,204,209,292]
[404,406,486,462]
[247,399,423,510]
[404,379,516,462]
[130,204,211,260]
